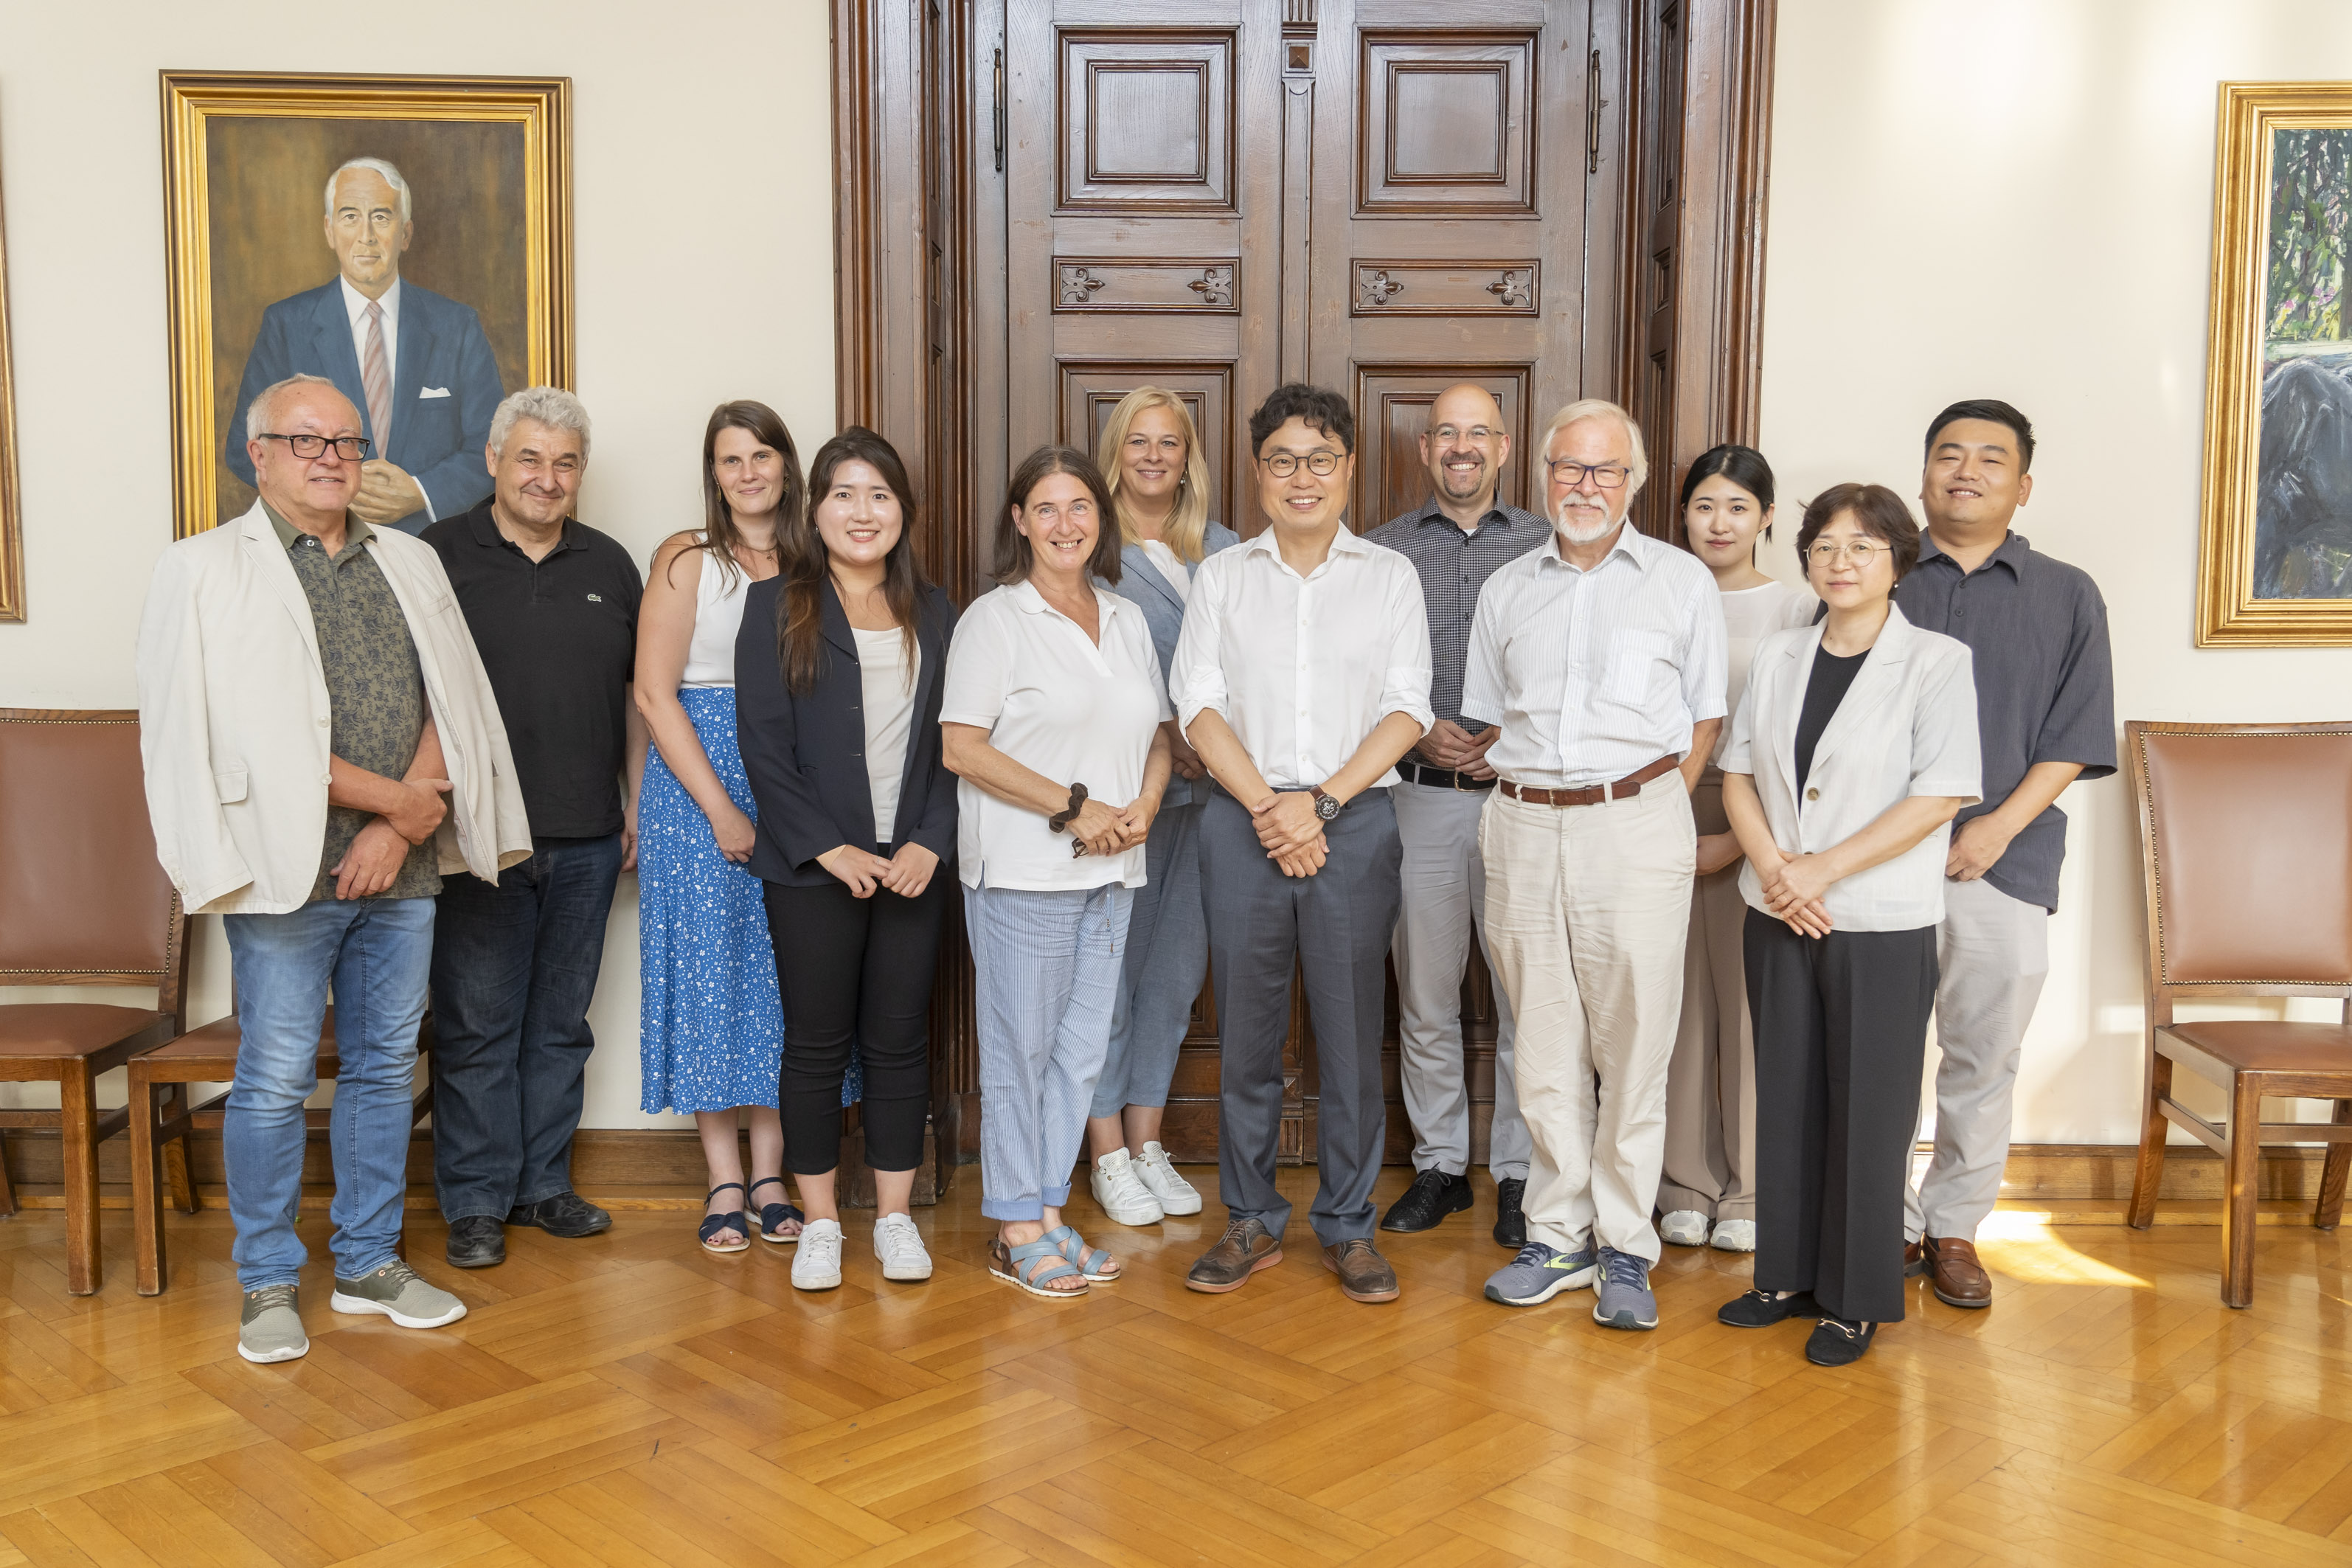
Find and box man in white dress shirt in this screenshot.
[1169,384,1435,1305]
[1463,398,1727,1331]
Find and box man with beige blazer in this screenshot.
[136,373,529,1366]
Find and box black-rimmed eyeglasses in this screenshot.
[1260,451,1342,477]
[257,433,372,460]
[1545,459,1630,489]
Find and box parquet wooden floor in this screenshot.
[5,1167,2352,1567]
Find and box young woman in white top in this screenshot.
[1082,387,1239,1228]
[941,445,1173,1298]
[1715,483,1981,1367]
[1658,445,1819,1255]
[635,402,801,1255]
[736,429,959,1291]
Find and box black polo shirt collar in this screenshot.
[467,504,583,560]
[1917,527,2030,579]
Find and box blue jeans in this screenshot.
[222,896,435,1290]
[965,882,1133,1223]
[429,834,625,1221]
[1092,802,1207,1117]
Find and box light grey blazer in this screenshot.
[1099,520,1238,809]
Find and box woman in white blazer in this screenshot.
[1711,483,1982,1368]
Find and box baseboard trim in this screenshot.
[0,1132,2331,1204]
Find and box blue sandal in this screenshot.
[989,1235,1089,1299]
[749,1176,803,1245]
[698,1183,751,1255]
[1043,1224,1120,1283]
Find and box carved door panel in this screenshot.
[995,0,1600,1166]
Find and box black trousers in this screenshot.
[1744,909,1938,1322]
[763,875,947,1176]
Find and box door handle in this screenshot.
[993,46,1007,173]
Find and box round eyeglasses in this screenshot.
[1259,450,1342,478]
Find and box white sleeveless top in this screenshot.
[681,542,753,688]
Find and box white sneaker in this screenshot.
[792,1218,844,1290]
[1659,1210,1710,1248]
[1090,1148,1165,1226]
[1709,1218,1757,1252]
[1134,1141,1204,1215]
[873,1213,933,1282]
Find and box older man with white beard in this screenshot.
[1462,399,1727,1331]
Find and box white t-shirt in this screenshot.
[1140,539,1190,602]
[853,625,920,843]
[940,581,1173,890]
[1713,577,1818,765]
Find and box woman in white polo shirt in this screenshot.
[941,445,1174,1300]
[1714,483,1981,1367]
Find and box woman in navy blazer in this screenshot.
[737,428,957,1291]
[1080,387,1241,1227]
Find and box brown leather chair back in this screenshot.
[0,710,181,994]
[2132,722,2352,989]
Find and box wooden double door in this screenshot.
[973,0,1615,1162]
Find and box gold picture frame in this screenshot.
[161,72,571,539]
[0,130,23,623]
[2198,82,2352,645]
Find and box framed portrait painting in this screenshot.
[161,72,571,539]
[2199,81,2352,645]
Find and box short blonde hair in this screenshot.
[1538,398,1649,500]
[1095,386,1213,563]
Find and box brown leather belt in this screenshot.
[1499,754,1680,808]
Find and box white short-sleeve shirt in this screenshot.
[1721,604,1982,931]
[940,580,1173,891]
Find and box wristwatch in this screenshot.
[1309,783,1342,822]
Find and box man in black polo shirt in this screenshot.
[1363,384,1547,1245]
[1896,398,2115,1311]
[421,387,646,1267]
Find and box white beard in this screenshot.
[1553,499,1621,544]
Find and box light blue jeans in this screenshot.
[966,882,1134,1223]
[1092,801,1207,1117]
[222,895,434,1290]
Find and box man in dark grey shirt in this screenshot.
[1895,398,2115,1311]
[1363,384,1547,1245]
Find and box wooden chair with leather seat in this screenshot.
[128,1008,435,1294]
[0,708,188,1296]
[2126,719,2352,1307]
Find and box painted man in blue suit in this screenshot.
[226,158,505,535]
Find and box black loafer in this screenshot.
[445,1214,506,1269]
[1381,1168,1474,1233]
[1805,1316,1878,1367]
[508,1191,613,1239]
[1716,1288,1817,1328]
[1492,1176,1527,1249]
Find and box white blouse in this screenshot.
[940,582,1173,891]
[853,625,920,843]
[680,543,754,688]
[1141,539,1191,602]
[1713,577,1819,765]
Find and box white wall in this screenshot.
[1759,0,2352,1141]
[0,1,836,1129]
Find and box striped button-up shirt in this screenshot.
[1461,524,1728,788]
[1363,497,1548,727]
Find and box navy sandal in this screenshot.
[698,1182,752,1255]
[749,1176,804,1246]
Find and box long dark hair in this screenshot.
[777,428,928,694]
[684,400,805,590]
[992,445,1123,586]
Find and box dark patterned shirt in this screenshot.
[1363,496,1550,727]
[267,504,442,901]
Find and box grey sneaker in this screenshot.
[1592,1246,1659,1330]
[330,1258,468,1328]
[237,1283,309,1364]
[1483,1241,1599,1306]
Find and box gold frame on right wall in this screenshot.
[0,137,22,624]
[2199,81,2352,646]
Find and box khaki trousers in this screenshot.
[1479,779,1696,1263]
[1658,775,1758,1221]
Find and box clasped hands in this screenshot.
[1752,850,1834,938]
[1416,719,1497,780]
[331,775,451,900]
[1252,791,1328,878]
[1060,793,1158,859]
[818,841,943,899]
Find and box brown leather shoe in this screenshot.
[1322,1238,1400,1303]
[1923,1235,1991,1308]
[1186,1218,1283,1294]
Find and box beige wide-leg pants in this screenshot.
[1657,774,1758,1222]
[1479,780,1695,1263]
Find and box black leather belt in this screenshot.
[1397,761,1497,791]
